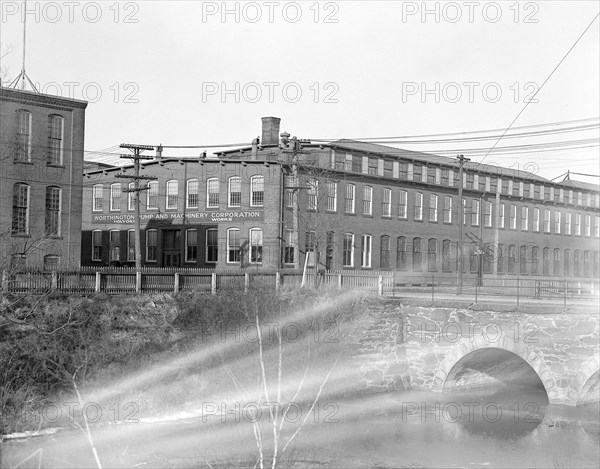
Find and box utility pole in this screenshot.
[116,143,156,292]
[456,154,470,295]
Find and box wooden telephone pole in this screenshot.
[116,143,157,292]
[456,154,470,295]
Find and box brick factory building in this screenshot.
[81,117,599,281]
[0,87,87,269]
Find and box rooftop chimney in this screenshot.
[261,117,281,146]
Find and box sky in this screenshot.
[0,0,598,182]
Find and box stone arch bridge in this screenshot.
[354,301,599,406]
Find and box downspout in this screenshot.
[68,110,74,265]
[278,161,284,270]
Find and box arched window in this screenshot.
[531,246,539,274]
[187,179,199,208]
[497,244,504,274]
[110,183,121,211]
[542,247,549,275]
[92,184,104,211]
[45,186,61,236]
[227,228,240,263]
[249,228,263,264]
[593,252,599,278]
[166,180,178,209]
[16,109,32,161]
[229,177,241,207]
[146,230,158,262]
[207,178,219,208]
[412,237,422,271]
[553,249,560,276]
[185,229,198,263]
[109,230,120,262]
[206,228,218,263]
[574,250,581,276]
[146,181,158,209]
[380,235,390,269]
[563,249,570,276]
[583,251,590,276]
[47,114,64,165]
[397,237,407,270]
[127,229,136,261]
[427,239,437,272]
[520,246,527,274]
[251,176,265,207]
[508,245,516,274]
[92,230,103,261]
[12,183,29,235]
[442,239,452,272]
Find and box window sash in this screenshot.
[207,179,220,208]
[251,176,265,207]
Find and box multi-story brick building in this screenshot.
[81,117,600,281]
[0,87,87,269]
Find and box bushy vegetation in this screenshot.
[0,287,369,435]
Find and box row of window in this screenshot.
[91,228,264,264]
[332,234,600,277]
[289,181,600,237]
[11,183,62,237]
[328,151,599,209]
[14,109,64,165]
[92,176,265,211]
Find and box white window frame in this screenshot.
[399,190,408,219]
[249,228,263,264]
[227,228,241,263]
[92,184,103,212]
[326,181,337,212]
[110,183,121,211]
[166,180,178,209]
[250,175,265,207]
[414,192,423,221]
[382,188,391,217]
[429,194,438,222]
[343,233,354,267]
[207,178,220,208]
[187,179,199,209]
[228,177,242,208]
[345,184,355,214]
[147,181,159,210]
[361,234,372,268]
[363,186,373,216]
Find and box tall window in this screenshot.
[584,215,591,237]
[497,244,504,273]
[441,169,449,185]
[414,192,423,221]
[284,229,295,265]
[16,110,32,161]
[574,250,580,276]
[412,237,422,271]
[308,178,318,210]
[251,176,264,207]
[187,179,199,208]
[285,175,296,208]
[361,234,372,268]
[554,211,561,234]
[185,229,198,262]
[249,228,263,264]
[442,240,452,272]
[508,245,516,273]
[166,180,178,209]
[380,235,390,269]
[543,209,551,233]
[499,203,505,228]
[363,186,373,215]
[531,246,539,274]
[229,177,241,207]
[45,186,61,236]
[127,230,136,261]
[595,216,600,238]
[509,204,517,229]
[147,181,158,209]
[553,249,560,275]
[92,230,102,261]
[443,196,452,223]
[382,188,391,217]
[397,237,407,270]
[146,230,158,262]
[207,178,219,208]
[563,249,570,276]
[533,207,540,232]
[110,183,121,211]
[542,248,549,275]
[429,194,438,222]
[399,190,408,219]
[471,199,480,226]
[575,214,581,236]
[483,201,492,227]
[345,184,355,214]
[12,183,29,235]
[128,183,135,210]
[520,246,527,274]
[427,238,437,271]
[343,233,354,267]
[206,228,218,263]
[109,230,120,262]
[47,115,64,165]
[327,181,337,212]
[227,228,240,263]
[92,184,103,211]
[521,206,529,231]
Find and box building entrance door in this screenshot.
[162,230,181,267]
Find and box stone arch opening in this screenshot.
[432,336,556,402]
[442,348,548,402]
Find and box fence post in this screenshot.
[95,272,101,293]
[211,273,217,295]
[378,275,383,296]
[275,272,281,291]
[136,271,142,293]
[245,273,250,293]
[174,273,180,295]
[51,271,58,291]
[338,273,342,289]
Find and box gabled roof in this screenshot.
[329,139,550,183]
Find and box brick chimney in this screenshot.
[261,117,281,146]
